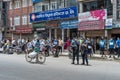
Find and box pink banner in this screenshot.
[78,9,107,22]
[78,9,107,30]
[78,20,105,31]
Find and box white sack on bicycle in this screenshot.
[28,51,38,58]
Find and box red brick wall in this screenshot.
[8,0,33,28]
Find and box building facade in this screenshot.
[78,0,113,38]
[30,0,78,41]
[8,0,33,40]
[78,0,120,40]
[0,0,9,40]
[7,0,120,43]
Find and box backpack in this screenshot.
[53,39,58,45]
[87,43,92,49]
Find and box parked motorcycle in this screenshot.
[51,45,59,57]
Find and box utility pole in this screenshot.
[2,0,10,40]
[0,0,3,41]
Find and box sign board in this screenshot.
[33,23,45,28]
[30,6,77,22]
[78,9,107,30]
[15,27,33,34]
[36,28,45,31]
[113,23,120,28]
[78,9,107,22]
[32,0,43,3]
[60,20,78,29]
[78,20,105,31]
[105,18,112,29]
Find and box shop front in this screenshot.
[78,20,105,45]
[78,9,107,38]
[45,21,59,40]
[30,6,78,41]
[111,23,120,40]
[33,21,60,40]
[33,22,46,39]
[78,9,107,50]
[111,0,120,40]
[60,20,78,41]
[13,27,33,40]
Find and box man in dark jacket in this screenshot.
[71,38,79,65]
[81,42,90,66]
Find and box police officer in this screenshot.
[81,41,90,66]
[71,38,79,65]
[99,37,106,57]
[108,38,115,58]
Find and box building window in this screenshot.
[28,15,31,24]
[59,0,65,8]
[83,0,112,16]
[103,0,112,16]
[14,17,20,26]
[22,16,27,25]
[42,3,49,11]
[22,0,27,7]
[29,0,32,6]
[83,1,98,12]
[34,3,49,12]
[65,0,77,7]
[9,2,12,9]
[57,0,65,9]
[14,0,20,9]
[50,2,57,10]
[10,18,12,27]
[34,3,42,12]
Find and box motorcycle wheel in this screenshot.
[38,52,46,64]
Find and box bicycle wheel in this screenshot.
[25,53,32,62]
[38,52,46,64]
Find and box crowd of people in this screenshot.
[67,36,120,65]
[0,36,120,65]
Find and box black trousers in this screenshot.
[117,47,120,58]
[109,48,114,56]
[82,51,88,65]
[58,46,62,53]
[72,48,79,63]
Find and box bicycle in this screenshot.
[25,48,46,64]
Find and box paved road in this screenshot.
[0,54,120,80]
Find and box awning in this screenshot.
[15,27,33,34]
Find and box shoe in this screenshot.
[71,62,74,64]
[80,63,85,65]
[86,64,91,66]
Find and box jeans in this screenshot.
[72,48,79,63]
[117,47,120,58]
[82,50,88,65]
